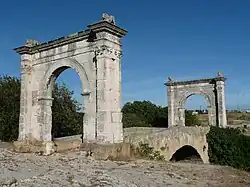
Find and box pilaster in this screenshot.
[178,108,185,126]
[18,53,33,141]
[38,97,54,141]
[82,90,96,141]
[88,16,127,143]
[216,79,227,128]
[167,85,175,127]
[207,106,215,126]
[94,46,123,143]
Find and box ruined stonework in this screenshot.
[123,127,210,164]
[165,73,227,128]
[14,13,127,145]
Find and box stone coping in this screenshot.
[165,77,226,86]
[87,21,128,37]
[14,21,128,55]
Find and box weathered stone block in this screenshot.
[111,112,122,123]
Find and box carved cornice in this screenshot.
[14,30,90,55]
[14,14,127,55]
[87,21,127,38]
[95,45,122,59]
[96,32,120,44]
[14,46,32,55]
[165,77,227,86]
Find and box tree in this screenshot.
[153,106,168,127]
[51,83,83,138]
[0,75,83,141]
[0,75,20,141]
[122,112,149,128]
[121,100,201,128]
[122,100,168,128]
[122,101,158,126]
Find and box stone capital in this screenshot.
[81,90,91,96]
[38,97,54,106]
[20,54,33,61]
[38,97,54,101]
[94,45,122,60]
[21,64,33,75]
[216,80,225,85]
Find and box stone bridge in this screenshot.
[123,127,210,163]
[52,127,210,163]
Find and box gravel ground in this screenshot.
[0,148,250,187]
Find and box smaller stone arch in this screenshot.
[163,128,210,164]
[123,127,210,164]
[165,74,227,128]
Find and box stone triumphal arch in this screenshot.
[166,73,227,128]
[14,13,127,144]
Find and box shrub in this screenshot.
[135,142,165,161]
[185,111,201,126]
[207,126,250,171]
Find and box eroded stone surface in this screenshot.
[0,148,250,187]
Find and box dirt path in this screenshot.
[0,148,250,187]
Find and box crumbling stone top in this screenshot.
[165,76,226,86]
[124,126,210,139]
[14,13,127,55]
[87,20,127,37]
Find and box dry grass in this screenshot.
[227,112,250,124]
[194,112,250,136]
[196,112,250,126]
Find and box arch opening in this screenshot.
[43,58,90,95]
[170,145,203,163]
[184,94,209,127]
[48,67,85,140]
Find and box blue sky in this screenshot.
[1,0,250,110]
